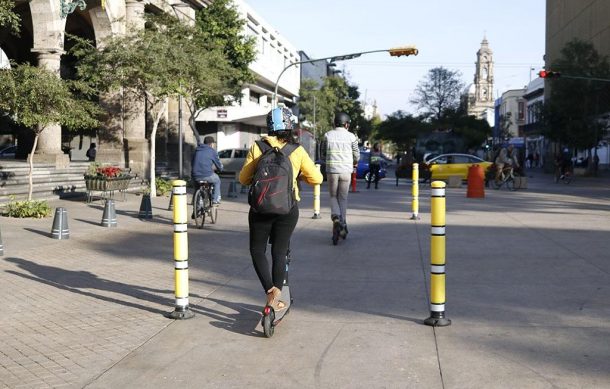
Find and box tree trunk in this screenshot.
[27,134,39,201]
[188,103,202,145]
[148,100,168,198]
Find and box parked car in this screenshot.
[421,153,492,180]
[0,145,17,159]
[217,148,248,175]
[316,151,387,181]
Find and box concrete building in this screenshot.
[546,0,610,169]
[521,77,546,167]
[495,88,526,142]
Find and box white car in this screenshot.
[217,148,248,174]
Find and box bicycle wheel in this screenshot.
[194,189,206,229]
[506,177,515,191]
[209,194,218,224]
[491,177,502,189]
[563,172,572,184]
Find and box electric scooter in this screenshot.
[261,248,293,338]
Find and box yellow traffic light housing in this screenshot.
[389,46,419,57]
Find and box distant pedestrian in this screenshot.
[367,143,382,189]
[86,143,96,161]
[320,112,359,236]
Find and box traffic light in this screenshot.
[389,46,419,57]
[538,70,561,78]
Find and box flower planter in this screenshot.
[85,176,132,192]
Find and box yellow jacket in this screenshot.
[239,136,323,202]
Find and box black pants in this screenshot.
[249,205,299,292]
[367,164,381,187]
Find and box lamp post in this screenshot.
[273,46,418,108]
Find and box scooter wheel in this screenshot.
[262,311,275,338]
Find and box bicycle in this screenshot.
[490,165,516,191]
[193,181,218,228]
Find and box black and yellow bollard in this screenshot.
[168,180,194,320]
[424,181,451,327]
[410,163,420,220]
[312,163,321,219]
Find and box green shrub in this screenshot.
[2,198,52,218]
[155,177,173,196]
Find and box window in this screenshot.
[234,150,248,158]
[249,91,260,103]
[218,150,232,158]
[518,101,525,120]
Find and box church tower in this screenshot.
[466,35,495,124]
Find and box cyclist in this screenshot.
[320,112,359,236]
[555,148,572,179]
[191,136,223,211]
[239,107,323,312]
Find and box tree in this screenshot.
[376,111,430,151]
[0,64,100,200]
[0,0,20,34]
[298,75,364,136]
[195,0,256,110]
[72,13,246,197]
[542,39,610,156]
[411,67,465,121]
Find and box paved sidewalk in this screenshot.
[1,173,609,388]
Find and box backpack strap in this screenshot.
[256,139,298,157]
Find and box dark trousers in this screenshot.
[249,205,299,292]
[367,164,381,187]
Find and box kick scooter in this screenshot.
[261,248,293,338]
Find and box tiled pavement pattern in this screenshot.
[0,199,178,388]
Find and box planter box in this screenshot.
[85,176,132,192]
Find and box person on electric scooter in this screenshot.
[320,112,359,237]
[239,107,323,312]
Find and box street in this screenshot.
[1,170,609,388]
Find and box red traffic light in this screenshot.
[538,70,561,78]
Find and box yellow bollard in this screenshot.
[168,180,194,320]
[424,181,451,327]
[312,164,321,219]
[410,163,420,220]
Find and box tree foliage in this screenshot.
[542,39,610,151]
[410,67,465,121]
[72,12,252,196]
[195,0,256,108]
[298,75,365,137]
[0,64,101,199]
[0,0,20,34]
[376,111,430,151]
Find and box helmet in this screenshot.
[267,107,296,134]
[334,112,351,127]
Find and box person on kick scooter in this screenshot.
[239,107,323,312]
[320,112,359,242]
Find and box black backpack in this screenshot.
[248,140,298,215]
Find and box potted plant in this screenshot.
[84,163,132,192]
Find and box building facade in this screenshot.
[464,36,495,126]
[1,0,209,179]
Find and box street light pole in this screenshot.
[273,46,418,107]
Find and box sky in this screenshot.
[244,0,546,118]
